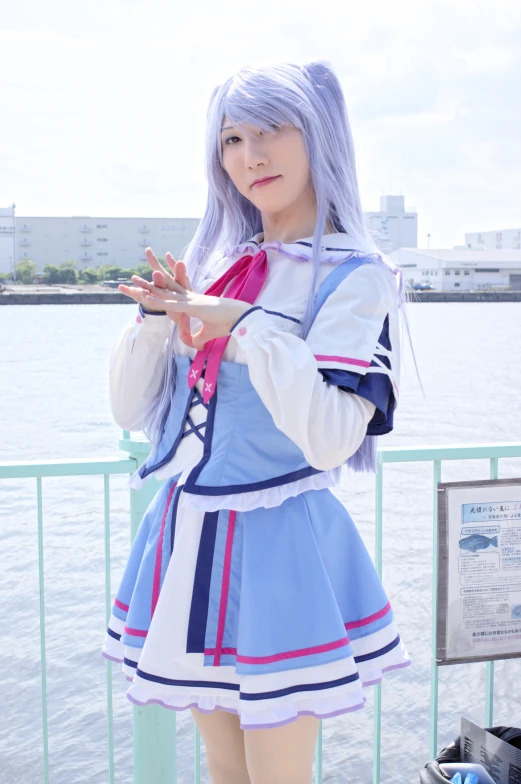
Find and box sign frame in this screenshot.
[437,477,521,666]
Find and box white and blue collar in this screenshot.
[223,231,377,264]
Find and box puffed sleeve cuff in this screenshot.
[229,305,273,344]
[134,302,171,334]
[319,367,395,435]
[138,302,168,319]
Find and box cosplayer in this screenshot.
[102,59,416,784]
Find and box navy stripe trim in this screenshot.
[230,306,263,332]
[136,667,240,691]
[182,382,218,489]
[231,305,301,329]
[294,241,355,252]
[240,672,361,701]
[354,635,401,663]
[107,628,121,641]
[186,511,219,653]
[139,303,167,316]
[182,415,206,443]
[262,308,301,324]
[124,657,138,669]
[184,464,323,496]
[135,668,361,701]
[139,380,196,479]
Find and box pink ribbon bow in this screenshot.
[187,250,268,403]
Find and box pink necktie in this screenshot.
[187,250,268,403]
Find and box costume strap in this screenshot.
[187,250,268,403]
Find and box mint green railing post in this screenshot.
[123,435,178,784]
[314,719,323,784]
[36,477,50,784]
[429,461,442,760]
[485,458,499,727]
[103,474,115,784]
[373,458,384,784]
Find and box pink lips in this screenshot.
[251,176,281,188]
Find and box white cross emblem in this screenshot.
[190,369,198,379]
[204,382,213,393]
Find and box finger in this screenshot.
[144,248,180,292]
[143,286,189,303]
[191,327,207,351]
[131,275,154,291]
[164,252,193,292]
[152,269,167,288]
[177,313,194,348]
[118,284,142,302]
[173,258,193,291]
[142,292,183,310]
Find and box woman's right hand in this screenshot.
[118,247,194,345]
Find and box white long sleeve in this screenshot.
[109,306,172,431]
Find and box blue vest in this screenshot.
[136,257,368,495]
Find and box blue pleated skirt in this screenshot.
[102,476,410,729]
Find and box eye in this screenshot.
[224,135,241,145]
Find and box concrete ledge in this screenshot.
[1,290,520,304]
[408,291,521,302]
[0,292,132,304]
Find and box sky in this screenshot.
[1,0,520,249]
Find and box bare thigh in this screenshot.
[190,707,251,784]
[244,714,320,784]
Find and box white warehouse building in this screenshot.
[0,195,417,277]
[0,208,200,276]
[465,227,521,250]
[390,248,521,291]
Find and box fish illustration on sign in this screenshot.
[458,534,499,553]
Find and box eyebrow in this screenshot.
[221,125,234,132]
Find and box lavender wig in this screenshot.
[140,59,422,474]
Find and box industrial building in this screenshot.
[390,247,521,291]
[0,195,417,277]
[465,227,521,250]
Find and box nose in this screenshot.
[243,134,269,169]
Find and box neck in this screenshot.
[260,183,334,243]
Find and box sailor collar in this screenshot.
[223,232,377,265]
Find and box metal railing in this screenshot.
[1,436,520,784]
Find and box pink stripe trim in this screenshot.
[151,482,177,617]
[314,354,371,368]
[204,646,237,656]
[344,601,391,630]
[114,597,129,612]
[124,626,148,638]
[236,636,349,665]
[213,510,237,666]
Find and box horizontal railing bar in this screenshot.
[378,443,521,463]
[0,457,137,479]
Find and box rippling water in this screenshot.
[1,301,520,784]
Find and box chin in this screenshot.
[250,195,295,213]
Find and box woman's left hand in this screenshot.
[134,275,253,350]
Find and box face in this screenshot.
[220,117,313,214]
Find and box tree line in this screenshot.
[0,259,160,285]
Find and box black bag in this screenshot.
[420,727,521,784]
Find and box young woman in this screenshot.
[102,59,414,784]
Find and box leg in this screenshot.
[244,714,320,784]
[190,707,251,784]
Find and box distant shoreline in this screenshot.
[1,284,520,304]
